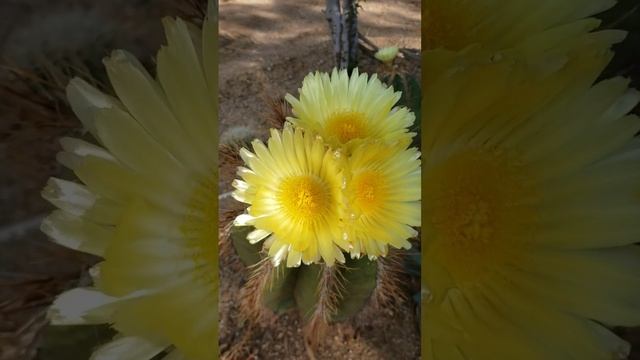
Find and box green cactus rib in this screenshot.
[262,264,297,313]
[331,257,378,321]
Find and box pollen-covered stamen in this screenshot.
[325,111,368,143]
[434,191,494,247]
[426,149,536,282]
[352,171,386,215]
[278,175,331,222]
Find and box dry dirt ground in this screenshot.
[218,0,421,359]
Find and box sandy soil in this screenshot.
[218,0,421,359]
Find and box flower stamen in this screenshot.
[325,111,367,143]
[278,175,331,222]
[352,171,386,215]
[426,149,536,282]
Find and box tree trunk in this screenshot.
[341,0,358,71]
[325,0,358,71]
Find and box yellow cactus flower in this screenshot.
[344,140,421,259]
[43,9,217,360]
[284,68,415,151]
[232,126,348,267]
[423,50,640,359]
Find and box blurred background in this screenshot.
[0,1,198,358]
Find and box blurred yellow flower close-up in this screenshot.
[424,0,619,52]
[423,47,640,359]
[42,12,217,360]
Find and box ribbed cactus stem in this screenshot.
[304,264,345,344]
[372,249,408,308]
[230,225,382,330]
[239,258,275,323]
